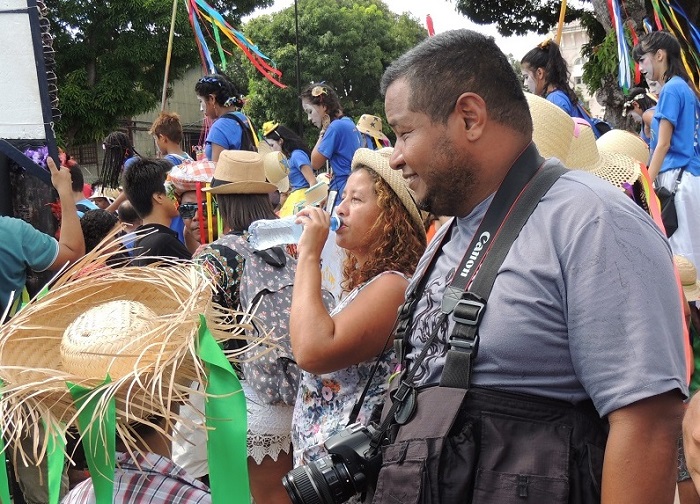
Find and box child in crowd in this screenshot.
[150,111,193,166]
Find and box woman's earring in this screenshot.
[322,114,331,130]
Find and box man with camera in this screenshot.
[365,30,685,504]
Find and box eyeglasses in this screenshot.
[178,201,217,220]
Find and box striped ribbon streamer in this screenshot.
[607,0,632,90]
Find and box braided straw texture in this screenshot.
[0,238,250,467]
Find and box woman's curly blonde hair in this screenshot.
[341,167,427,292]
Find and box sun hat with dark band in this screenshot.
[204,150,277,194]
[351,148,425,238]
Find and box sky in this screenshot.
[243,0,545,59]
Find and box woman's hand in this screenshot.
[295,206,330,258]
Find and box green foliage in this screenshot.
[46,0,271,147]
[581,30,619,93]
[454,0,585,36]
[240,0,427,144]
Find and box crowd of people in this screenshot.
[1,25,700,504]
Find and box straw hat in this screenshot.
[351,148,425,238]
[565,118,641,189]
[305,180,329,207]
[204,150,277,195]
[675,256,700,301]
[525,92,575,161]
[596,129,650,167]
[316,172,330,186]
[263,151,290,193]
[356,114,388,141]
[0,251,242,463]
[168,160,216,194]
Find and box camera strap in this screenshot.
[369,144,566,450]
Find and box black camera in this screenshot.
[282,423,382,504]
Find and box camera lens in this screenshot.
[282,455,357,504]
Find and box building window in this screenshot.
[74,143,98,166]
[574,76,583,85]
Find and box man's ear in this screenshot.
[453,92,487,141]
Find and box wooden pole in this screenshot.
[555,0,568,44]
[161,0,179,111]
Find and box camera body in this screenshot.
[283,423,383,504]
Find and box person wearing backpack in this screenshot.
[289,148,426,486]
[174,150,308,504]
[150,111,193,167]
[195,74,257,162]
[521,39,611,138]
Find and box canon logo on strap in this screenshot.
[459,231,491,278]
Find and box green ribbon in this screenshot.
[0,381,11,504]
[67,377,115,504]
[197,315,250,503]
[212,23,227,71]
[44,419,66,504]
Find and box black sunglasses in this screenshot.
[178,201,217,220]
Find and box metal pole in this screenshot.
[294,0,303,136]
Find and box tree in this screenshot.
[453,0,700,125]
[46,0,272,149]
[239,0,427,143]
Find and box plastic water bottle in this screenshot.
[248,215,342,250]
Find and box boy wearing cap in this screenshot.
[122,158,191,266]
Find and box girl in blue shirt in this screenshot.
[263,123,317,217]
[195,74,256,162]
[521,40,589,121]
[300,83,361,211]
[633,31,700,267]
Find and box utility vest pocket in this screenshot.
[373,387,467,504]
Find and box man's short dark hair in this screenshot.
[380,29,532,135]
[69,164,85,193]
[122,159,169,218]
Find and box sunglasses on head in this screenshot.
[178,201,217,220]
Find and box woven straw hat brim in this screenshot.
[351,148,425,239]
[525,92,575,161]
[569,151,641,188]
[0,247,245,464]
[683,283,700,302]
[596,129,650,166]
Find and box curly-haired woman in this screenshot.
[289,148,426,474]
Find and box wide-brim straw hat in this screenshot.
[0,247,242,464]
[525,92,575,161]
[596,129,650,167]
[204,150,277,195]
[565,118,641,188]
[351,148,425,239]
[356,114,388,141]
[675,255,700,301]
[263,151,290,193]
[168,160,216,194]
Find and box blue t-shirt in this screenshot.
[546,90,586,120]
[288,149,312,191]
[164,153,193,166]
[205,112,249,161]
[317,117,361,195]
[650,76,700,176]
[0,216,59,313]
[123,155,139,171]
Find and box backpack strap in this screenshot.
[221,113,258,152]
